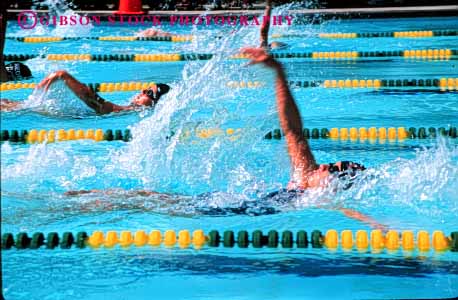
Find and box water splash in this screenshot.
[98,138,458,218]
[107,13,285,194]
[21,81,95,117]
[103,4,329,195]
[331,138,458,217]
[3,3,457,222]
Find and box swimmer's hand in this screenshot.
[240,47,280,70]
[37,70,68,91]
[339,208,388,232]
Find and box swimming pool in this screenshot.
[1,10,458,300]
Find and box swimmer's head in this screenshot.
[5,62,32,81]
[326,161,366,189]
[132,83,170,107]
[329,161,366,175]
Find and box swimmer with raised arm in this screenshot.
[0,70,170,114]
[241,47,381,227]
[243,48,366,189]
[65,48,384,229]
[260,0,288,50]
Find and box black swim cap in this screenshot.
[5,62,32,81]
[144,83,170,105]
[156,83,170,97]
[329,161,365,175]
[328,161,366,190]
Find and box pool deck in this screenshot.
[6,5,458,19]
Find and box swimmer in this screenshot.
[64,49,384,229]
[239,47,385,228]
[1,4,33,82]
[0,70,170,114]
[0,3,9,82]
[137,28,172,38]
[260,0,288,51]
[2,61,32,82]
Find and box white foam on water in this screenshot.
[21,81,95,116]
[328,138,458,216]
[4,2,457,219]
[106,11,286,194]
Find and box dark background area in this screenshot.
[4,0,458,11]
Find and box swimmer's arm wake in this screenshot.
[64,189,162,197]
[260,0,272,48]
[338,208,387,231]
[37,70,127,114]
[315,198,386,230]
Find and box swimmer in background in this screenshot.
[1,3,33,82]
[0,70,170,114]
[137,28,172,38]
[0,2,9,82]
[66,48,384,230]
[260,0,288,50]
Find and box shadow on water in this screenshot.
[4,249,458,279]
[124,252,458,278]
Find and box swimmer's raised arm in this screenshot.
[37,70,125,114]
[260,0,272,48]
[242,48,317,188]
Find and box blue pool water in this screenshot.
[1,11,458,300]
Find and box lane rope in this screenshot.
[2,230,457,252]
[276,29,458,38]
[3,49,456,62]
[1,127,456,144]
[0,129,132,143]
[2,77,457,92]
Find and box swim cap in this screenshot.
[156,83,170,98]
[144,83,171,105]
[328,161,366,190]
[5,62,32,81]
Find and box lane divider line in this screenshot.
[3,49,456,63]
[2,230,457,252]
[1,127,456,144]
[276,29,458,39]
[2,78,457,92]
